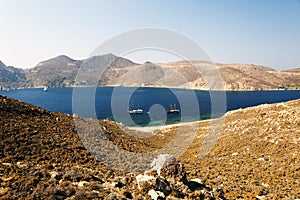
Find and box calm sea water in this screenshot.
[1,87,300,126]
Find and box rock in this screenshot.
[216,188,225,196]
[160,161,188,185]
[49,171,59,179]
[111,181,123,188]
[148,189,165,200]
[119,188,133,199]
[155,177,172,196]
[188,179,205,191]
[2,163,12,167]
[72,181,88,187]
[16,161,27,168]
[135,155,222,199]
[256,195,267,199]
[261,183,269,188]
[136,174,156,192]
[147,154,188,185]
[150,154,176,175]
[0,187,9,196]
[190,178,203,185]
[104,192,127,200]
[166,196,182,200]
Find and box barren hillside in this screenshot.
[1,95,299,199]
[95,59,300,90]
[0,54,299,90]
[181,98,300,199]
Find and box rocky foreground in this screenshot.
[0,95,224,199]
[1,95,300,199]
[180,100,300,199]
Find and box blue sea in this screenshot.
[1,87,300,127]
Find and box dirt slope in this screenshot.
[1,95,299,199]
[181,99,300,199]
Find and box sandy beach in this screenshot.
[125,120,205,132]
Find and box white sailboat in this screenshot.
[167,103,180,113]
[129,108,143,114]
[128,101,143,114]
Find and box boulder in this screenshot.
[150,154,176,175]
[148,189,165,200]
[136,174,156,193]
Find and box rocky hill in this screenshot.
[26,54,137,88]
[26,55,81,88]
[0,61,27,89]
[180,98,300,199]
[0,54,299,90]
[279,68,300,88]
[1,94,300,198]
[0,95,225,199]
[162,61,298,90]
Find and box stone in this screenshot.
[232,152,239,156]
[49,171,62,181]
[104,192,127,200]
[16,162,27,168]
[136,174,156,192]
[111,181,123,188]
[72,181,88,187]
[256,195,267,199]
[160,161,188,185]
[155,177,172,196]
[119,189,133,199]
[150,154,176,175]
[148,189,165,200]
[190,178,203,184]
[188,180,205,191]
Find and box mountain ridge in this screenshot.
[0,60,5,67]
[0,54,299,90]
[0,60,27,88]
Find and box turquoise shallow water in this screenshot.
[1,87,300,126]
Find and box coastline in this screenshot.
[125,119,212,132]
[2,85,300,92]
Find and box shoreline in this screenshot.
[1,85,300,92]
[125,119,212,132]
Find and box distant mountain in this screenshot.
[74,53,137,86]
[279,68,300,88]
[26,55,81,88]
[0,60,27,89]
[26,53,137,88]
[213,63,290,90]
[0,60,5,67]
[0,54,299,90]
[106,60,299,90]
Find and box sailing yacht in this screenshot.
[128,101,143,114]
[167,103,180,113]
[129,108,143,114]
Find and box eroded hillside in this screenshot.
[0,55,299,90]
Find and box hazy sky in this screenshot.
[0,0,299,70]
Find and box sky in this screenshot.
[0,0,299,70]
